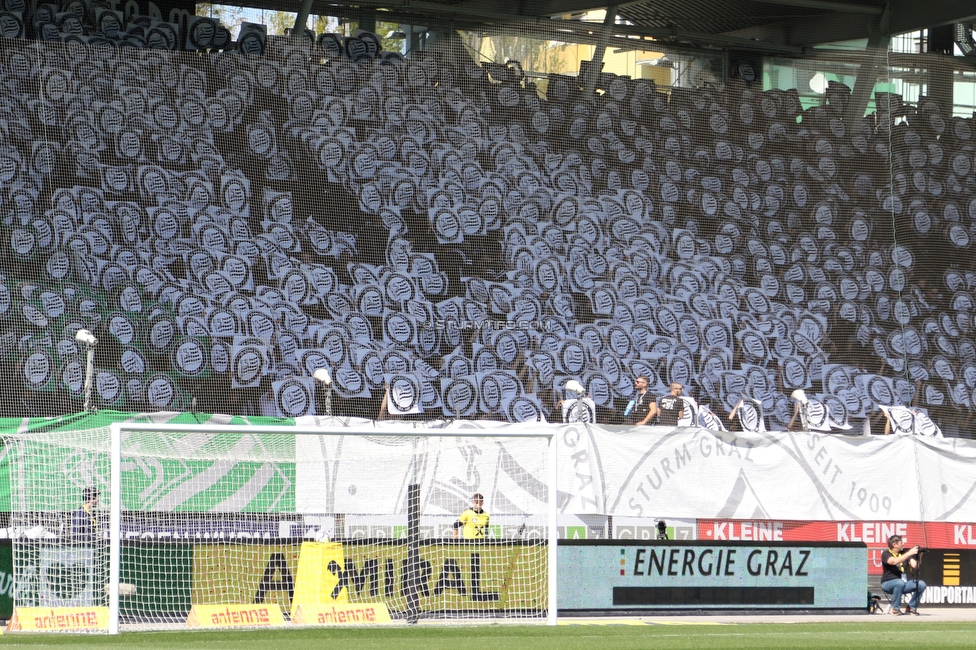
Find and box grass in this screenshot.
[2,622,976,649]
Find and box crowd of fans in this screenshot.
[0,11,972,436]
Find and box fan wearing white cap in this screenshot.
[560,380,595,423]
[787,389,810,431]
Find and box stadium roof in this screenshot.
[241,0,976,53]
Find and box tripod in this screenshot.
[906,549,925,614]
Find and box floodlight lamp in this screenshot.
[313,368,333,386]
[75,329,97,346]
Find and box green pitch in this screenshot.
[1,623,975,649]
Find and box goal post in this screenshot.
[7,422,557,633]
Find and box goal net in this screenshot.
[6,423,556,632]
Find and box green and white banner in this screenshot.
[4,416,976,522]
[2,411,296,513]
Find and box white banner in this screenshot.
[293,421,976,522]
[295,420,552,517]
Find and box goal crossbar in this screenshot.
[105,422,559,633]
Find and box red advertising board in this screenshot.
[696,521,976,575]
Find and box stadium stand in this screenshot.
[0,7,971,436]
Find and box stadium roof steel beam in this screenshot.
[532,0,885,16]
[534,0,653,17]
[269,0,806,53]
[293,0,314,37]
[608,21,805,52]
[805,49,976,70]
[724,15,877,47]
[750,0,882,14]
[888,0,976,33]
[360,0,810,52]
[235,0,976,53]
[845,4,889,124]
[582,4,617,94]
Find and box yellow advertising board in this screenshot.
[291,602,392,625]
[339,542,548,612]
[192,544,301,611]
[185,603,286,628]
[190,541,546,615]
[292,541,348,613]
[9,607,109,632]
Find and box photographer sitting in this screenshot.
[881,534,926,615]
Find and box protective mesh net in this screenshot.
[0,22,968,436]
[0,4,974,619]
[6,426,551,628]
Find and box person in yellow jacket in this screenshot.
[453,493,489,539]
